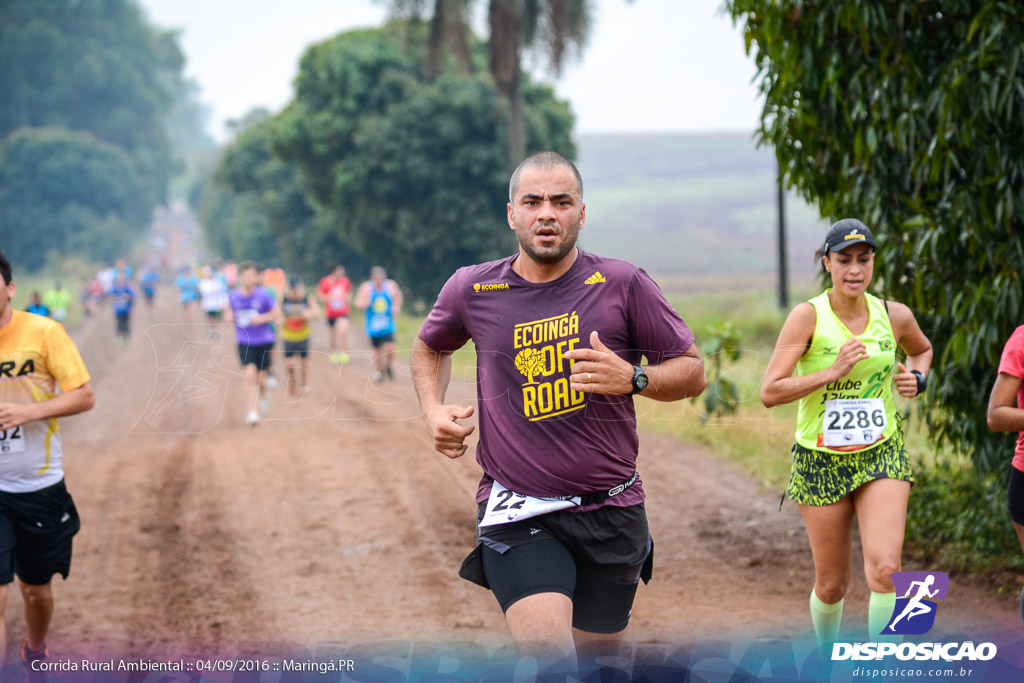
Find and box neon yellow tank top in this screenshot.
[794,290,898,453]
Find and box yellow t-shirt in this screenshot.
[0,310,90,492]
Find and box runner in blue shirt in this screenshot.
[355,266,404,382]
[110,274,135,346]
[26,293,49,318]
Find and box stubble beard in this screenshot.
[514,214,581,265]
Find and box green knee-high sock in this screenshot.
[810,590,844,647]
[869,590,900,641]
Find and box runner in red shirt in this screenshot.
[317,265,352,365]
[988,325,1024,627]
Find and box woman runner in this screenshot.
[986,325,1024,627]
[761,219,932,646]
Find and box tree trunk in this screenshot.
[488,0,525,170]
[507,71,525,170]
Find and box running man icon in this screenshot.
[884,571,949,635]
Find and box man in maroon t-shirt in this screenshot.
[412,152,707,668]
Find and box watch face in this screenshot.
[634,368,649,391]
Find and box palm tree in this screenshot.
[389,0,592,169]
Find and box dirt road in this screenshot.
[6,269,1020,670]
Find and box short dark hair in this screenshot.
[508,151,583,204]
[239,260,258,273]
[0,249,11,286]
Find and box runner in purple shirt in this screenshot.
[224,261,280,426]
[412,152,707,670]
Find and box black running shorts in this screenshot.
[0,480,81,585]
[283,339,310,359]
[237,342,273,371]
[1008,465,1024,526]
[461,503,653,634]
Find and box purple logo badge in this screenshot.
[883,571,949,635]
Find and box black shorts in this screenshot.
[0,480,81,585]
[1008,466,1024,525]
[283,339,309,358]
[460,503,653,634]
[326,315,348,327]
[237,342,273,371]
[370,334,394,349]
[206,310,223,321]
[115,313,130,334]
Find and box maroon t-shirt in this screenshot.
[418,249,695,510]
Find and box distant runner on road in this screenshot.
[109,274,135,346]
[26,293,48,318]
[281,278,319,395]
[317,265,352,366]
[198,266,229,334]
[42,282,71,326]
[355,266,402,383]
[0,249,95,672]
[174,266,200,322]
[224,262,280,426]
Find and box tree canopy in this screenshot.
[726,1,1024,470]
[387,0,591,167]
[0,127,151,269]
[0,0,187,267]
[207,23,575,301]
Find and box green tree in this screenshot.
[388,0,591,167]
[273,24,575,301]
[202,109,367,280]
[0,127,149,269]
[0,0,182,253]
[726,1,1024,471]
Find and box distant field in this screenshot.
[574,133,827,296]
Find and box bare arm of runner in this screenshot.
[0,382,95,430]
[411,334,475,459]
[389,280,404,317]
[564,330,706,401]
[761,302,869,408]
[306,295,320,319]
[887,301,933,399]
[252,300,282,326]
[354,283,370,310]
[988,373,1024,432]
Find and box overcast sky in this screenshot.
[138,0,764,142]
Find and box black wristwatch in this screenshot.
[629,365,649,395]
[911,369,927,395]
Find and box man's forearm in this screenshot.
[639,352,706,402]
[29,383,95,421]
[411,335,453,412]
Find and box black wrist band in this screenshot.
[910,369,927,394]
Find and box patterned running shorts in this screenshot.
[785,433,914,506]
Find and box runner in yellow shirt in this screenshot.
[0,250,95,670]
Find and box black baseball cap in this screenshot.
[823,218,877,253]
